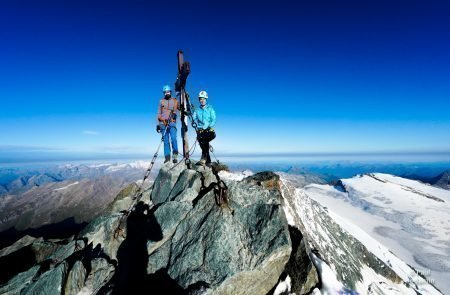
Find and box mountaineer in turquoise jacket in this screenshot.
[193,90,216,166]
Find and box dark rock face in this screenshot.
[146,165,292,294]
[243,171,280,190]
[0,165,302,294]
[2,165,442,294]
[283,226,319,294]
[430,170,450,190]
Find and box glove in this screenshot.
[156,125,161,133]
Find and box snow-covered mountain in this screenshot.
[0,161,158,196]
[0,161,159,249]
[0,164,445,294]
[284,173,449,294]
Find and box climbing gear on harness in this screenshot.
[198,90,208,99]
[158,98,178,124]
[163,85,171,92]
[197,128,216,142]
[156,125,161,133]
[191,167,232,213]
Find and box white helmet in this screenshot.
[198,90,208,99]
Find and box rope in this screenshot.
[113,115,172,239]
[169,138,198,171]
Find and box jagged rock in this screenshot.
[168,169,198,201]
[1,166,323,295]
[0,236,63,285]
[77,214,123,260]
[282,226,319,294]
[146,168,292,294]
[243,171,280,190]
[430,170,450,190]
[0,235,40,258]
[78,258,115,294]
[64,260,86,295]
[104,182,139,215]
[31,240,65,263]
[21,261,68,294]
[0,265,40,295]
[151,163,188,205]
[47,239,85,265]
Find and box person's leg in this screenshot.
[161,125,170,162]
[205,142,211,164]
[196,140,207,165]
[169,123,178,163]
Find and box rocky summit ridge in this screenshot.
[0,163,442,294]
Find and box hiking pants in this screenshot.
[160,122,178,157]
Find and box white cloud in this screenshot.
[82,130,99,136]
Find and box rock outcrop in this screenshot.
[1,164,439,294]
[0,164,303,294]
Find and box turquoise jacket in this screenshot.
[193,104,216,130]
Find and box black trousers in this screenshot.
[200,141,211,163]
[197,129,216,163]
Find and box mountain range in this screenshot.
[0,163,446,294]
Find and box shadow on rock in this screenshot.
[112,202,185,294]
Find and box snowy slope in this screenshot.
[302,173,450,294]
[280,176,443,295]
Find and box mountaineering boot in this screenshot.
[196,158,206,166]
[164,155,170,163]
[172,153,178,164]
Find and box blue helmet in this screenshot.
[162,85,171,92]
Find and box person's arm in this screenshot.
[209,106,216,129]
[157,99,163,124]
[192,109,197,124]
[202,108,209,130]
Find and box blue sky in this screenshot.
[1,0,449,160]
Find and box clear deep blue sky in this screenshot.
[1,0,449,160]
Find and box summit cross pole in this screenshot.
[175,50,191,159]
